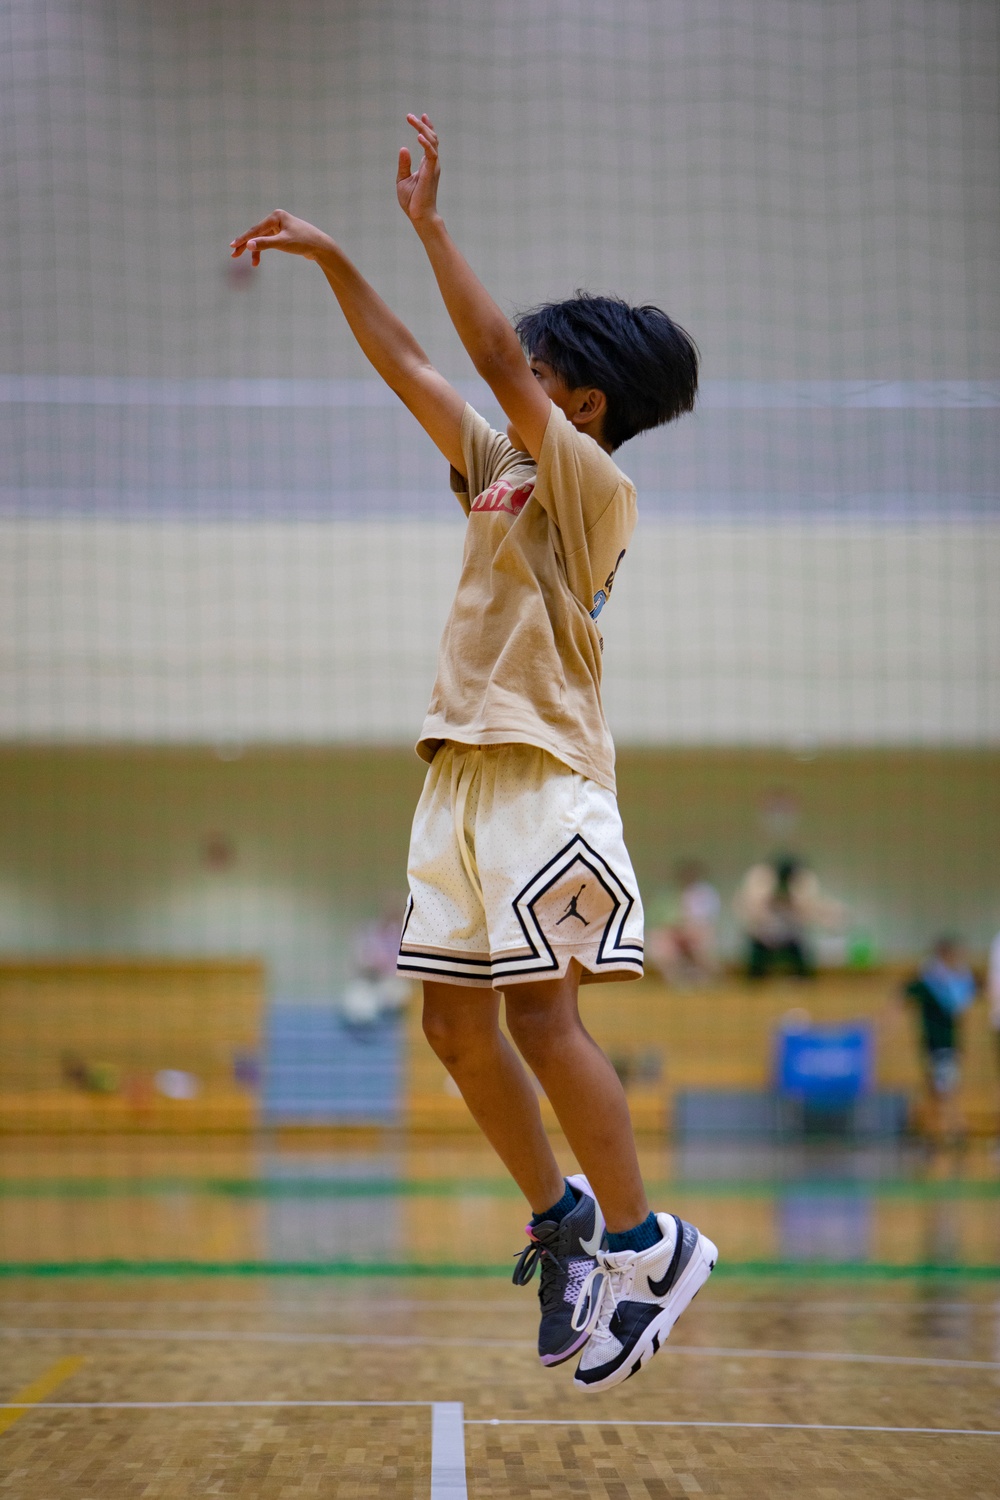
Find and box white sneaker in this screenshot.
[571,1213,718,1391]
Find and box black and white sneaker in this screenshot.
[571,1213,717,1391]
[512,1174,606,1367]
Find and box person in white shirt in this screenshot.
[734,855,844,980]
[647,860,721,985]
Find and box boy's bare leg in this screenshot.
[503,964,650,1234]
[422,982,565,1214]
[422,968,650,1230]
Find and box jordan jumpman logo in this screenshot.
[556,884,590,926]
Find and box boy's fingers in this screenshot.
[231,215,279,250]
[246,234,284,254]
[397,146,412,180]
[407,112,438,144]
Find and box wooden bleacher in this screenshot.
[405,967,999,1135]
[0,958,263,1132]
[1,958,994,1137]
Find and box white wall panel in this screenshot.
[3,520,997,746]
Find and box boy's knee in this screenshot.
[505,994,576,1064]
[421,1007,458,1058]
[421,1004,491,1066]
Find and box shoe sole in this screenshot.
[540,1326,593,1366]
[573,1231,718,1392]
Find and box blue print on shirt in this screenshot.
[589,549,627,621]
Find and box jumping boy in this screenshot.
[231,112,717,1391]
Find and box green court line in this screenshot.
[0,1261,997,1279]
[0,1177,512,1200]
[1,1176,998,1200]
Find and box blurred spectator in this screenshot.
[734,855,843,980]
[902,936,977,1145]
[340,901,410,1026]
[647,859,721,986]
[989,926,1000,1130]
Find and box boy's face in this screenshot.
[506,357,607,451]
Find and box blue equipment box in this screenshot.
[775,1022,873,1107]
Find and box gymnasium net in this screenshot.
[0,0,997,1268]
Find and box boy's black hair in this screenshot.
[515,292,699,451]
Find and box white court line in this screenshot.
[1,1400,425,1409]
[6,1402,995,1442]
[0,1299,511,1310]
[669,1344,1000,1372]
[0,1397,467,1498]
[431,1404,468,1500]
[2,1328,996,1371]
[468,1420,1000,1438]
[0,1297,994,1314]
[0,1327,528,1351]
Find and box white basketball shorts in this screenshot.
[398,742,644,989]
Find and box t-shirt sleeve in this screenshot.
[534,402,638,616]
[448,403,525,517]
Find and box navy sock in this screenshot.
[606,1212,662,1254]
[531,1180,576,1227]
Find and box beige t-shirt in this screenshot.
[416,402,637,793]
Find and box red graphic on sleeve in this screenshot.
[470,480,535,517]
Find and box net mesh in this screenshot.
[0,0,998,1270]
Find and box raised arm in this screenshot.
[230,212,466,473]
[397,114,554,461]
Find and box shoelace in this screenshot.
[511,1233,544,1287]
[571,1258,636,1338]
[511,1231,568,1316]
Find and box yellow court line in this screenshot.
[0,1356,85,1437]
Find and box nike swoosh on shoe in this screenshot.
[577,1221,603,1257]
[646,1215,690,1298]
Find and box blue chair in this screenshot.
[774,1019,873,1130]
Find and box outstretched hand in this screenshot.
[397,113,441,227]
[229,210,332,267]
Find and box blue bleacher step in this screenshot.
[262,1003,403,1125]
[674,1089,910,1139]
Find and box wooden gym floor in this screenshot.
[2,1275,999,1498]
[2,1134,999,1498]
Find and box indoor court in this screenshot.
[2,1137,1000,1497]
[3,970,999,1496]
[2,1,999,1497]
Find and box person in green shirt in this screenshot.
[903,937,977,1145]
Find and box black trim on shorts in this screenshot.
[397,897,498,980]
[398,837,644,984]
[495,834,643,979]
[397,951,495,979]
